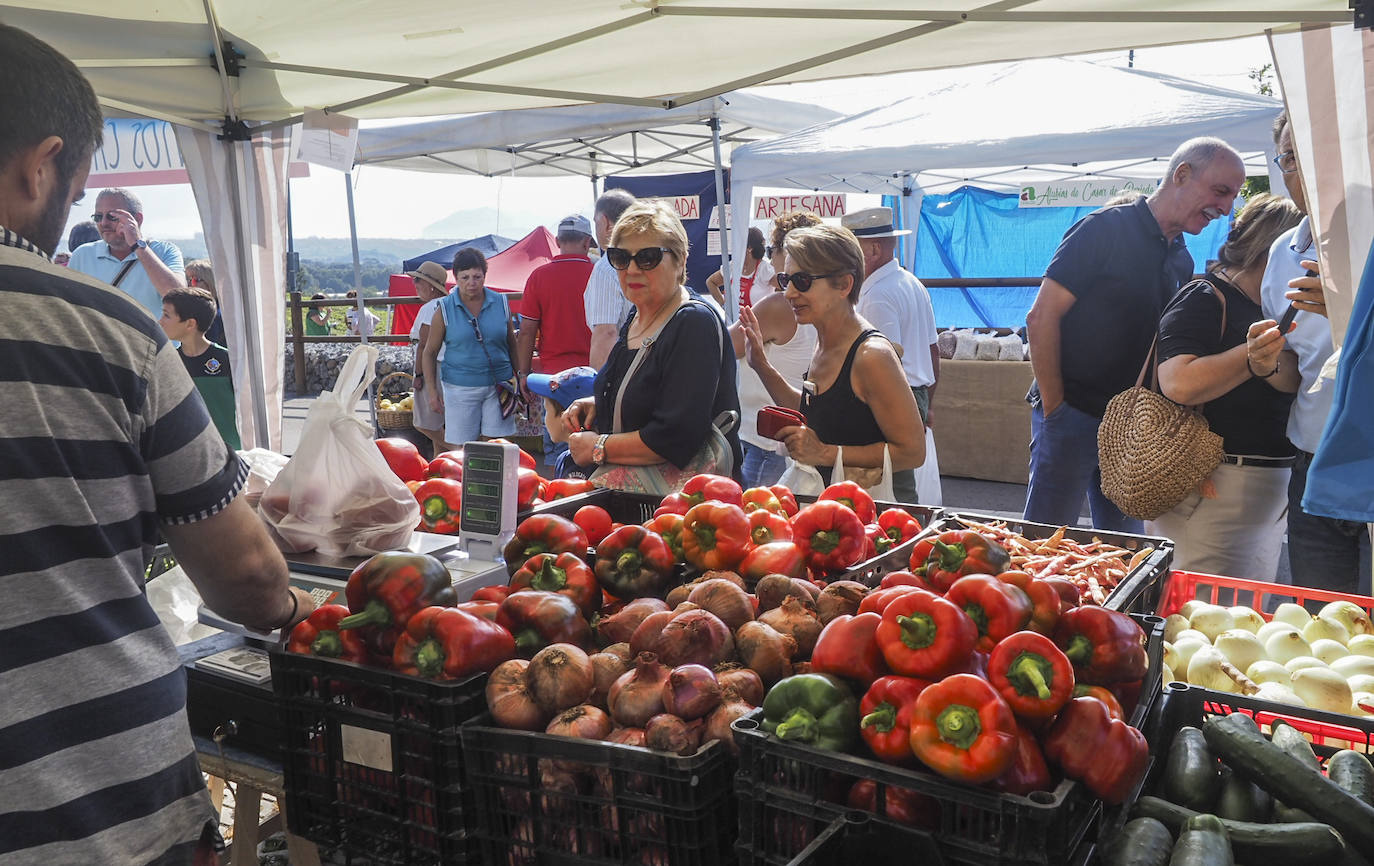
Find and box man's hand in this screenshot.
[1287,259,1328,318]
[110,209,142,248]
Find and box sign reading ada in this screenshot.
[643,196,701,220]
[753,194,846,220]
[1018,179,1158,208]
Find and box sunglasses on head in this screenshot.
[605,246,672,271]
[777,271,843,293]
[91,211,124,223]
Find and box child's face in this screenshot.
[159,304,194,342]
[542,397,570,444]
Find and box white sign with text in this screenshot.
[644,195,702,220]
[753,194,847,220]
[1017,179,1159,208]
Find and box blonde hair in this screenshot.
[769,210,823,252]
[783,224,865,305]
[184,259,217,299]
[610,200,690,284]
[1215,193,1302,274]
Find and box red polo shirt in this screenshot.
[521,253,595,373]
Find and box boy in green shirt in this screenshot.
[159,287,242,450]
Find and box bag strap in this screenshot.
[110,258,138,288]
[1133,277,1230,395]
[610,298,723,434]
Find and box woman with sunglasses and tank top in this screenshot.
[741,224,925,486]
[421,246,519,450]
[562,200,742,478]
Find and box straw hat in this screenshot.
[407,260,449,293]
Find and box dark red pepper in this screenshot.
[738,541,807,586]
[509,552,601,618]
[769,485,800,517]
[790,500,866,574]
[1042,696,1149,804]
[338,551,458,656]
[810,612,889,685]
[741,486,786,515]
[496,590,593,656]
[858,584,924,616]
[287,604,370,664]
[681,473,744,507]
[989,720,1054,796]
[859,675,931,765]
[910,530,1011,592]
[391,606,516,679]
[945,574,1033,653]
[593,524,677,599]
[878,570,940,593]
[414,477,463,535]
[876,590,977,678]
[654,491,694,517]
[502,514,588,576]
[996,571,1062,636]
[543,478,595,500]
[847,779,939,830]
[643,513,687,563]
[1053,607,1147,685]
[747,508,793,547]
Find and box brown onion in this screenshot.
[701,570,746,588]
[606,726,647,748]
[608,651,669,727]
[714,663,764,706]
[755,574,819,613]
[602,642,633,664]
[527,643,595,714]
[817,581,867,624]
[759,596,824,658]
[595,597,668,645]
[704,687,754,754]
[653,609,735,668]
[735,620,797,685]
[487,659,549,731]
[546,703,614,741]
[664,581,694,608]
[588,650,631,710]
[645,713,704,756]
[629,609,677,657]
[687,579,755,632]
[661,664,721,720]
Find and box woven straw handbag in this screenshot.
[1098,282,1228,521]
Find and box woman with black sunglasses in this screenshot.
[742,224,925,487]
[563,200,742,486]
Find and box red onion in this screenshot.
[735,620,797,685]
[588,650,631,710]
[608,651,669,727]
[602,642,633,664]
[629,609,677,657]
[759,596,824,658]
[486,659,549,731]
[652,609,735,668]
[606,726,647,748]
[661,664,722,720]
[687,578,755,632]
[595,597,668,645]
[714,663,764,706]
[704,687,754,754]
[645,713,704,756]
[817,581,867,624]
[527,643,595,714]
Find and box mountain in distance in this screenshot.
[423,206,557,241]
[162,234,464,268]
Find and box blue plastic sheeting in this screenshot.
[403,233,516,272]
[606,170,721,300]
[904,186,1233,328]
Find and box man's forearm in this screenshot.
[516,324,538,374]
[1027,317,1064,408]
[139,248,186,296]
[589,324,617,369]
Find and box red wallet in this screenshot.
[756,405,806,441]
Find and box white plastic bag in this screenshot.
[836,444,896,502]
[777,457,825,496]
[259,345,420,557]
[914,428,943,506]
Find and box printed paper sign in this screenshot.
[706,230,722,256]
[708,204,732,229]
[1018,179,1159,208]
[294,108,361,172]
[753,194,847,220]
[644,195,701,220]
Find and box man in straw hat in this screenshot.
[840,206,939,503]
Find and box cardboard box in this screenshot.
[931,359,1033,484]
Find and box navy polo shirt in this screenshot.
[1041,197,1193,418]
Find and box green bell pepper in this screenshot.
[761,673,861,752]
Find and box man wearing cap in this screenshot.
[407,260,451,455]
[517,215,597,466]
[527,366,599,479]
[585,188,637,368]
[841,206,939,504]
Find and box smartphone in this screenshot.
[1277,268,1318,332]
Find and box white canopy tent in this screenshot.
[727,57,1285,288]
[0,1,1351,449]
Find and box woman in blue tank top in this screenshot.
[741,223,926,486]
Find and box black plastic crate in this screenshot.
[938,512,1174,613]
[733,613,1164,866]
[820,500,940,586]
[529,488,662,526]
[270,649,488,865]
[459,713,736,865]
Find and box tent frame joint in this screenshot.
[212,40,244,77]
[219,117,252,141]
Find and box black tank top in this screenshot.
[802,329,886,448]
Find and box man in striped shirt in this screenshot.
[0,24,314,865]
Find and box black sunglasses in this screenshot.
[91,211,124,222]
[778,271,843,293]
[605,246,672,271]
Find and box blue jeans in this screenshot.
[741,441,788,489]
[1024,399,1143,533]
[1287,449,1372,595]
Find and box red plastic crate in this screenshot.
[1156,569,1374,621]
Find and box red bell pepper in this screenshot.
[877,508,923,547]
[810,612,889,684]
[741,486,786,515]
[682,473,744,507]
[859,675,931,765]
[509,552,602,618]
[945,574,1033,653]
[338,551,458,656]
[375,438,429,484]
[858,585,923,615]
[863,523,886,557]
[681,501,752,571]
[996,571,1061,635]
[593,524,677,599]
[454,600,499,621]
[543,478,595,500]
[790,500,866,573]
[1053,606,1147,685]
[486,438,538,471]
[739,541,806,585]
[654,491,694,517]
[879,570,939,593]
[818,480,877,524]
[425,450,464,480]
[910,530,1011,592]
[502,514,589,576]
[847,779,939,830]
[572,505,614,546]
[909,674,1018,784]
[987,631,1075,721]
[769,485,799,517]
[1073,684,1125,721]
[496,590,593,656]
[643,513,687,563]
[414,477,463,534]
[471,584,516,603]
[747,507,793,547]
[391,606,516,679]
[1042,696,1149,804]
[515,467,542,511]
[1040,576,1082,610]
[989,720,1054,796]
[287,604,370,664]
[876,590,978,678]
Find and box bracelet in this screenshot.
[1247,356,1279,379]
[263,589,299,632]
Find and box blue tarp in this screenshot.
[403,233,516,272]
[897,186,1234,328]
[605,170,721,300]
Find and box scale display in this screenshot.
[459,440,519,557]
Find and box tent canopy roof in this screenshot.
[2,2,1347,134]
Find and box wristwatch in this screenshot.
[592,434,609,465]
[134,239,148,251]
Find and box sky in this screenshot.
[62,35,1277,250]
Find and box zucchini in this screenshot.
[1213,767,1271,823]
[1270,720,1320,770]
[1203,713,1374,854]
[1164,726,1223,811]
[1132,796,1343,864]
[1168,814,1232,866]
[1327,750,1374,807]
[1101,816,1174,866]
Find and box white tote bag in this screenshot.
[777,445,896,501]
[914,428,943,506]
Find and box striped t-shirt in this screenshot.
[0,228,246,865]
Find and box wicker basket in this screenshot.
[375,371,414,430]
[1098,385,1224,520]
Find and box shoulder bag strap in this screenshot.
[110,258,138,288]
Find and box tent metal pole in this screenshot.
[344,169,379,431]
[709,114,734,322]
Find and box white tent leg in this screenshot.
[710,114,734,320]
[222,139,272,443]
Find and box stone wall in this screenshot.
[284,343,416,396]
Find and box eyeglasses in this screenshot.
[1273,151,1298,174]
[778,271,843,293]
[91,211,124,222]
[605,246,672,271]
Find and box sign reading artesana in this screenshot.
[753,194,847,219]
